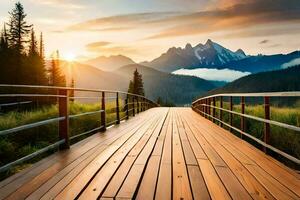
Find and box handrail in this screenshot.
[192,91,300,104]
[191,92,300,165]
[0,84,153,101]
[0,84,158,172]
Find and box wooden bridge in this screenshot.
[0,85,300,199]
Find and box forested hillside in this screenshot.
[116,64,217,105]
[206,65,300,95]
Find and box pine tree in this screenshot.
[127,69,145,96]
[39,32,44,58]
[29,28,37,55]
[6,2,32,84]
[49,50,66,87]
[128,80,134,93]
[0,24,13,84]
[0,24,8,50]
[7,2,32,54]
[27,28,47,85]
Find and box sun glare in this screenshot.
[65,53,76,61]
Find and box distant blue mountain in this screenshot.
[219,51,300,73]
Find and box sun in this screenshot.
[65,53,76,61]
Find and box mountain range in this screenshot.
[140,39,300,74]
[84,55,135,71]
[59,62,218,105]
[115,64,217,105]
[141,39,248,72]
[73,39,300,105]
[84,39,300,75]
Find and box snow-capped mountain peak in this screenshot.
[142,39,248,72]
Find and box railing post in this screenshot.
[263,96,270,153]
[230,96,233,132]
[101,91,106,131]
[125,97,129,120]
[241,96,245,138]
[116,92,120,124]
[213,97,216,123]
[208,98,211,120]
[220,96,223,127]
[58,89,70,149]
[205,99,208,118]
[132,96,135,116]
[137,97,140,114]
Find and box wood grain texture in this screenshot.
[1,108,299,200]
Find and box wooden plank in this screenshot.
[116,110,169,199]
[101,109,169,198]
[28,114,158,200]
[172,113,193,200]
[155,110,173,200]
[191,111,300,197]
[27,144,109,200]
[189,118,275,200]
[78,113,163,199]
[186,108,300,199]
[191,109,300,180]
[175,112,210,200]
[4,132,127,200]
[215,166,252,200]
[245,164,299,200]
[116,164,144,199]
[151,112,170,156]
[136,156,161,200]
[189,123,226,167]
[101,156,136,198]
[136,110,171,200]
[197,159,231,200]
[40,113,159,200]
[181,113,266,200]
[187,165,211,200]
[182,122,207,160]
[175,111,198,166]
[0,110,153,199]
[53,112,161,200]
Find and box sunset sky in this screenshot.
[0,0,299,62]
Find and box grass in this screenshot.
[212,102,300,169]
[0,100,129,179]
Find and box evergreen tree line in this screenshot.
[0,2,65,87]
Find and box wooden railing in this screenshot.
[192,92,300,165]
[0,84,158,172]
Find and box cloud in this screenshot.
[219,23,300,39]
[85,41,139,56]
[259,40,269,44]
[145,0,300,39]
[281,58,300,68]
[29,0,85,9]
[61,0,300,40]
[66,12,182,32]
[172,68,251,82]
[86,41,111,51]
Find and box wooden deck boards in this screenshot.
[1,107,299,200]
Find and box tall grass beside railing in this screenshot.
[214,101,300,168]
[0,101,125,179]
